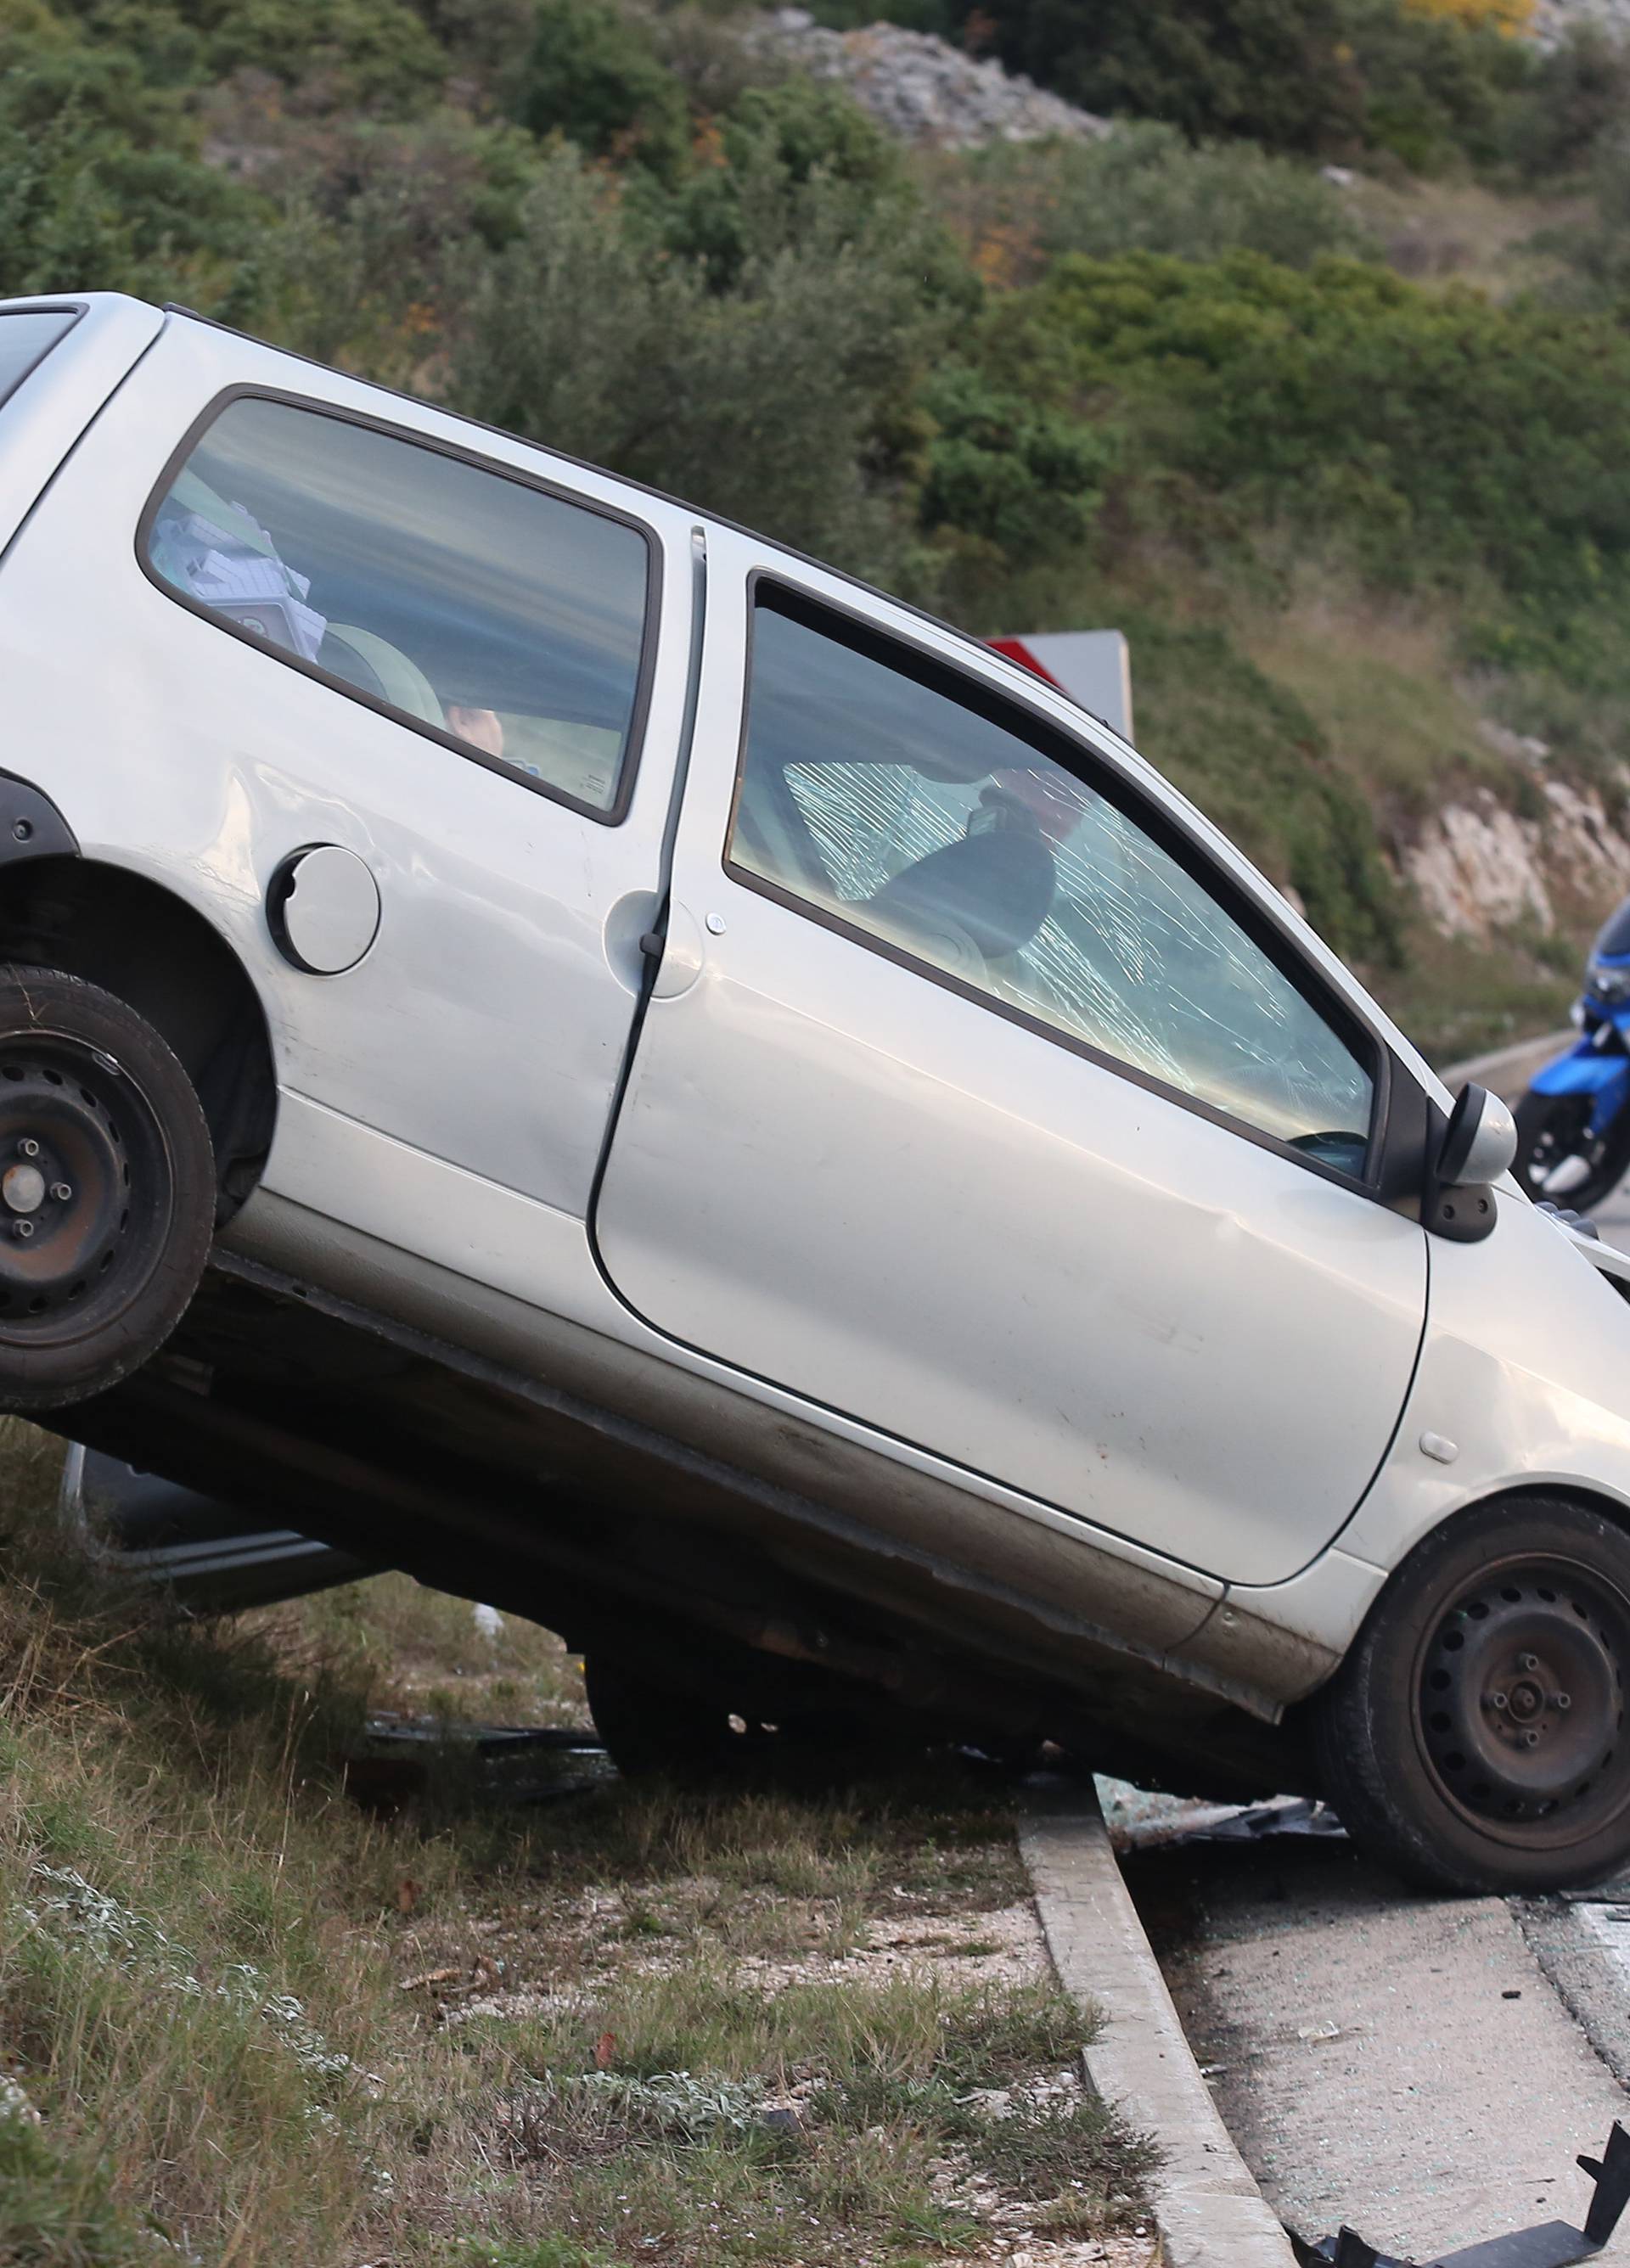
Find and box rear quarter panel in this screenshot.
[0,295,163,554]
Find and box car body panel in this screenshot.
[1339,1199,1630,1572]
[222,1180,1234,1669]
[0,294,162,555]
[594,536,1430,1588]
[62,1444,381,1611]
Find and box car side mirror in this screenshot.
[1424,1081,1516,1242]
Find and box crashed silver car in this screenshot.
[8,291,1630,1893]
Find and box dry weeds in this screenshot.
[0,1429,1155,2267]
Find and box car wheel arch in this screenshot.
[0,853,278,1223]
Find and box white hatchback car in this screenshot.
[5,291,1630,1891]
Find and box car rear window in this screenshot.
[141,394,654,820]
[0,310,80,410]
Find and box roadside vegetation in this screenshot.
[8,0,1630,1054]
[0,1422,1152,2266]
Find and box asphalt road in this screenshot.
[1595,1177,1630,1246]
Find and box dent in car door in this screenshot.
[594,550,1427,1590]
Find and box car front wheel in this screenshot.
[0,968,214,1411]
[1315,1496,1630,1894]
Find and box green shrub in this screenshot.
[944,122,1376,274]
[0,85,257,299]
[919,360,1116,561]
[516,0,691,178]
[1006,250,1630,624]
[189,0,451,109]
[657,76,914,288]
[447,143,952,586]
[1509,25,1630,182]
[927,0,1532,168]
[1533,132,1630,312]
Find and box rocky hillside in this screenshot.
[759,9,1110,146]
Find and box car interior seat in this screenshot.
[867,826,1058,966]
[319,625,447,729]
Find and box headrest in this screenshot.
[868,826,1057,961]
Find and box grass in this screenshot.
[1235,591,1514,823]
[245,1569,590,1726]
[1346,176,1585,300]
[0,1422,1154,2265]
[985,542,1599,1071]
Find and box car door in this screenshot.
[594,547,1430,1589]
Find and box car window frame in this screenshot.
[0,306,84,413]
[133,383,665,828]
[724,572,1391,1198]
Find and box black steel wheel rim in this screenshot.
[1414,1552,1630,1851]
[0,1030,175,1350]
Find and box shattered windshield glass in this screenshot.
[732,600,1373,1161]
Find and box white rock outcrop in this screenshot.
[1402,776,1630,940]
[758,9,1111,148]
[1529,0,1630,45]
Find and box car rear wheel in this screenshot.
[0,968,213,1411]
[1315,1496,1630,1894]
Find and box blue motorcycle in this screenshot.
[1515,894,1630,1211]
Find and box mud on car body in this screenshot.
[3,291,1630,1893]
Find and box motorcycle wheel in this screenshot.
[1512,1086,1630,1214]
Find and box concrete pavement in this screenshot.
[1127,1830,1630,2266]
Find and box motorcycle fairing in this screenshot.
[1532,1037,1630,1135]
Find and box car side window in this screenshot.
[143,396,652,817]
[728,590,1375,1171]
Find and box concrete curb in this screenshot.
[1021,1783,1297,2268]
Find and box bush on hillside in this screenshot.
[1000,250,1630,624]
[1509,26,1630,181]
[919,362,1116,564]
[938,123,1375,281]
[0,61,257,299]
[655,76,912,288]
[1532,132,1630,311]
[516,0,691,177]
[240,111,549,374]
[1404,0,1531,26]
[447,145,953,587]
[926,0,1531,168]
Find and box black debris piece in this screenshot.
[1289,2122,1630,2268]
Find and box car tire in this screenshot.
[1314,1494,1630,1894]
[0,967,214,1412]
